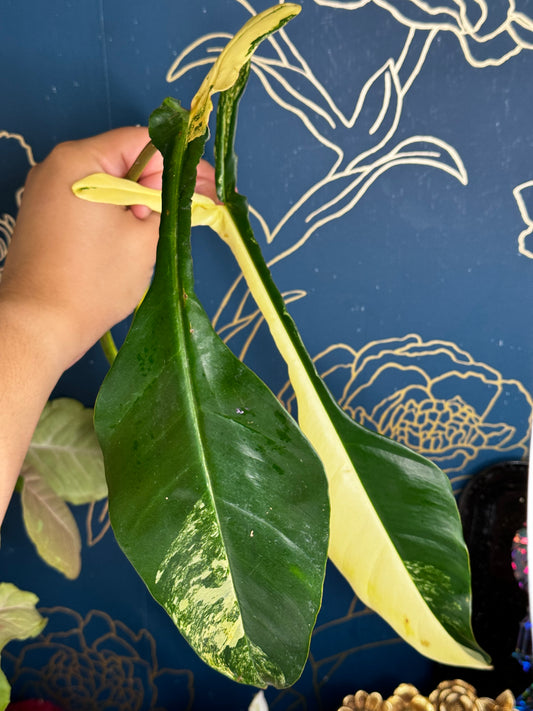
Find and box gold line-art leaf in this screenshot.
[20,466,82,580]
[513,179,533,259]
[166,33,232,84]
[314,0,533,67]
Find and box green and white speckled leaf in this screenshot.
[94,97,329,688]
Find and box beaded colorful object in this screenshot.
[511,524,532,674]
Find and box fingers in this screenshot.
[85,131,217,213]
[86,127,159,180]
[31,128,217,222]
[195,159,218,202]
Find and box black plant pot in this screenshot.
[431,460,530,697]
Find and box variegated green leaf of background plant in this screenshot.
[94,98,329,688]
[20,466,81,580]
[0,668,7,711]
[0,583,47,711]
[204,64,491,669]
[23,398,107,505]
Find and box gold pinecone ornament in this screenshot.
[339,690,391,711]
[337,681,515,711]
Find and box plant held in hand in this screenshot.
[74,1,490,690]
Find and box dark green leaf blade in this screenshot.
[94,98,329,688]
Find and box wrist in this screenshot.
[0,293,79,380]
[0,294,77,527]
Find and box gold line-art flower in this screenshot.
[312,0,533,67]
[279,334,532,487]
[3,607,194,711]
[0,131,35,281]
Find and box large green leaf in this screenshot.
[72,0,487,672]
[75,95,489,669]
[189,64,490,668]
[94,98,329,688]
[24,398,107,504]
[74,135,490,666]
[0,583,47,711]
[20,466,81,579]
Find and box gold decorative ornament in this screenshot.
[429,679,478,711]
[339,689,393,711]
[337,681,515,711]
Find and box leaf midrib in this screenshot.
[29,442,97,455]
[165,137,251,664]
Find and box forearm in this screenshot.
[0,300,68,523]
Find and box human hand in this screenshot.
[0,127,215,371]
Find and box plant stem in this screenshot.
[100,330,118,366]
[125,141,157,181]
[98,140,157,365]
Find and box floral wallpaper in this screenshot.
[1,1,533,709]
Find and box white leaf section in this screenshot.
[249,690,269,711]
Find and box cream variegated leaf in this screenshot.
[72,172,162,211]
[191,197,489,668]
[188,4,301,141]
